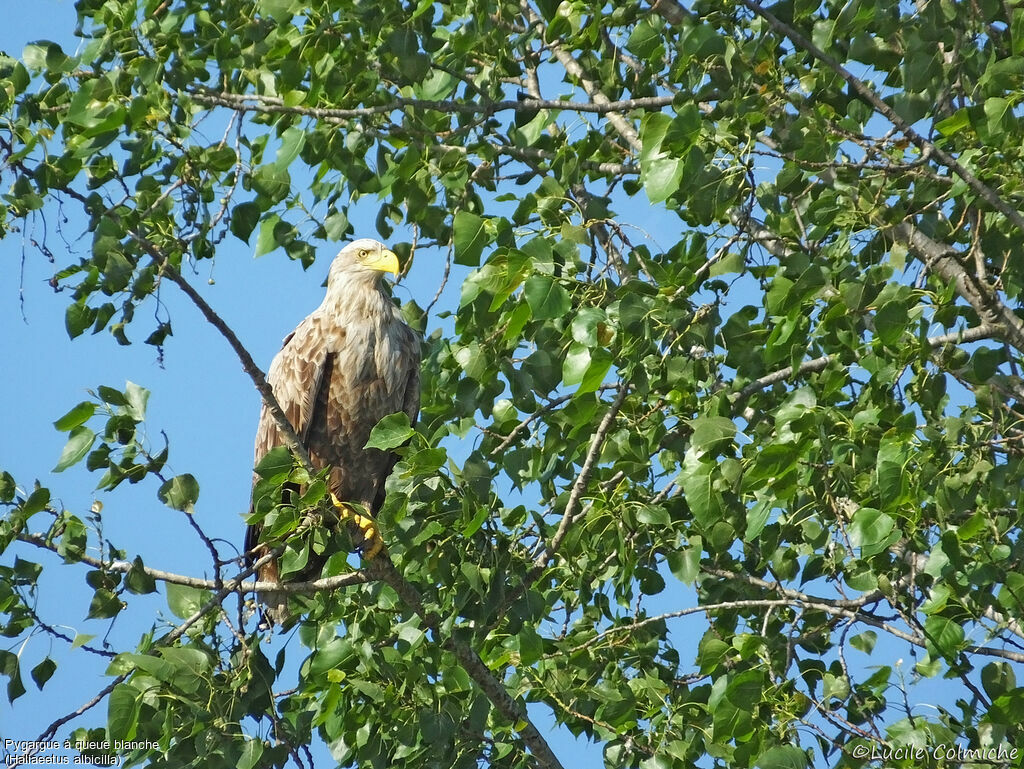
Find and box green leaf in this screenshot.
[667,543,700,585]
[30,658,56,690]
[3,651,25,702]
[627,18,661,60]
[579,348,613,393]
[755,745,809,769]
[108,683,139,741]
[365,412,414,450]
[124,381,149,420]
[876,437,908,507]
[280,540,309,578]
[709,671,756,741]
[643,156,684,204]
[96,385,127,406]
[690,415,736,452]
[274,126,306,170]
[637,504,670,525]
[681,448,717,527]
[54,401,95,431]
[258,0,295,20]
[453,210,487,266]
[849,631,877,654]
[165,583,209,620]
[255,445,293,479]
[157,474,200,512]
[981,662,1016,700]
[0,472,15,503]
[125,556,157,594]
[238,740,265,769]
[935,108,970,137]
[524,275,570,319]
[22,486,50,517]
[21,43,48,70]
[571,307,607,346]
[230,201,261,243]
[562,343,591,386]
[87,588,123,619]
[516,627,544,666]
[255,213,283,256]
[848,507,896,557]
[637,567,665,595]
[745,497,771,539]
[65,301,94,339]
[639,111,690,204]
[874,300,907,345]
[71,634,96,650]
[324,209,349,241]
[53,426,96,472]
[923,615,965,659]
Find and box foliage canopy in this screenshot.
[3,0,1024,767]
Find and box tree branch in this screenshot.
[700,569,1024,664]
[890,223,1024,353]
[35,548,280,744]
[733,323,1000,401]
[189,88,671,124]
[367,556,567,769]
[130,234,315,474]
[646,0,694,24]
[488,383,622,457]
[522,9,642,152]
[533,384,630,574]
[17,532,368,593]
[738,0,1024,235]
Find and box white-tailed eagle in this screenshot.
[245,238,420,623]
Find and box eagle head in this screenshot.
[327,238,400,289]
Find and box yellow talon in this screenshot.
[330,493,384,560]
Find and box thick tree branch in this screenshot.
[522,10,642,153]
[890,223,1024,353]
[742,133,1024,361]
[646,0,694,23]
[367,556,566,769]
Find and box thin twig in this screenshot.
[533,384,630,573]
[189,88,672,122]
[734,323,1000,401]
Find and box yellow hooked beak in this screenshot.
[364,248,400,276]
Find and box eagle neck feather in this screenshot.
[318,282,405,390]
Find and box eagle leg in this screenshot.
[330,492,384,560]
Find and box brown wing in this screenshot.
[245,318,329,560]
[370,327,422,513]
[253,318,331,468]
